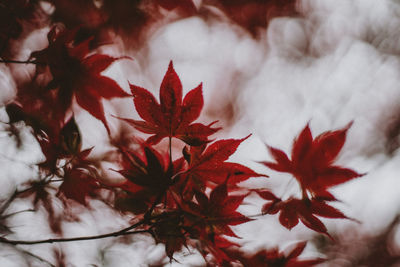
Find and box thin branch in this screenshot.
[17,247,56,267]
[0,229,149,246]
[0,216,150,246]
[168,136,172,166]
[0,59,44,65]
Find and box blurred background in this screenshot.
[0,0,400,266]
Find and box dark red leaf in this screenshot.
[199,136,250,165]
[291,124,312,166]
[58,168,100,205]
[184,136,265,192]
[85,76,129,99]
[224,195,247,212]
[181,83,203,124]
[261,161,289,172]
[256,190,279,201]
[29,27,130,134]
[120,61,219,145]
[160,61,183,118]
[75,89,110,134]
[210,183,228,205]
[177,122,221,146]
[266,145,292,172]
[317,166,363,189]
[261,123,363,198]
[310,200,348,219]
[287,241,307,259]
[195,190,209,208]
[312,122,352,168]
[156,0,197,13]
[116,117,158,134]
[209,0,298,36]
[83,54,130,74]
[286,258,326,267]
[130,84,163,126]
[299,212,329,236]
[262,202,277,214]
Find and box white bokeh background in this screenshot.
[1,0,400,266]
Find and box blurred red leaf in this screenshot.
[205,0,298,37]
[155,0,197,14]
[57,168,100,205]
[224,241,325,267]
[30,26,130,134]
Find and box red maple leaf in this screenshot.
[118,61,220,146]
[30,26,130,134]
[180,183,250,263]
[256,190,353,236]
[155,0,197,14]
[115,144,185,213]
[261,123,363,199]
[7,80,67,141]
[34,115,89,174]
[184,183,251,242]
[57,167,100,205]
[224,241,325,267]
[150,211,188,260]
[181,136,267,195]
[206,0,298,37]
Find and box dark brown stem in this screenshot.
[0,216,150,246]
[168,136,172,165]
[0,59,39,64]
[0,229,149,245]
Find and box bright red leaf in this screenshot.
[118,61,220,146]
[181,136,267,195]
[261,123,363,198]
[259,194,350,237]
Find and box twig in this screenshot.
[0,229,149,245]
[0,59,44,65]
[18,247,56,267]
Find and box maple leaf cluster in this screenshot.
[111,62,269,263]
[2,0,297,51]
[258,123,363,237]
[0,3,365,264]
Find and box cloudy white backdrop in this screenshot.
[1,0,400,266]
